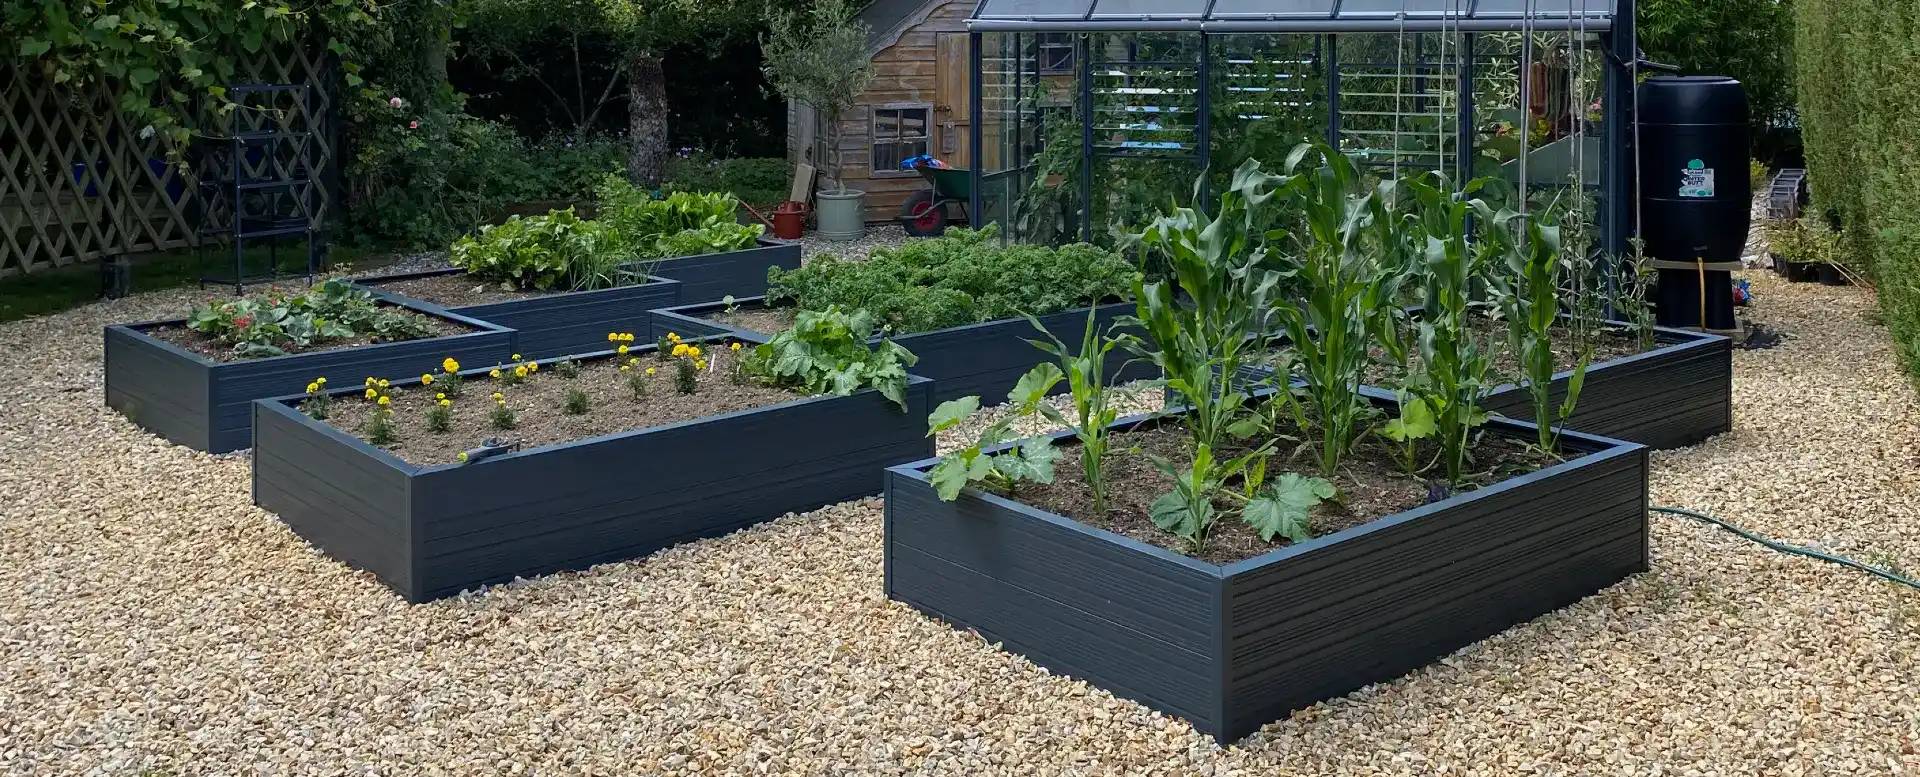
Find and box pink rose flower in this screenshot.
[408,120,419,130]
[389,97,405,109]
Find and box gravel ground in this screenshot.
[3,269,1918,773]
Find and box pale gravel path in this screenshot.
[1,273,1917,775]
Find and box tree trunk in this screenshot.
[625,52,669,187]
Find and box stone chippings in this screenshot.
[1,273,1917,775]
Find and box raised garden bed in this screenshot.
[643,239,801,304]
[253,340,936,603]
[353,270,680,362]
[649,295,1153,405]
[105,304,511,454]
[884,405,1649,743]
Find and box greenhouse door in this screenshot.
[936,33,973,168]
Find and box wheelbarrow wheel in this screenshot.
[899,191,948,237]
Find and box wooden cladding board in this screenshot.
[105,312,514,454]
[884,413,1649,742]
[651,297,1155,406]
[255,371,936,603]
[357,272,681,362]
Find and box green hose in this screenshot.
[1651,506,1920,591]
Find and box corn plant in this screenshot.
[1489,211,1591,452]
[1268,144,1396,476]
[1024,308,1130,515]
[1403,173,1499,487]
[925,364,1064,501]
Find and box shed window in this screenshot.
[1038,33,1075,73]
[871,105,932,171]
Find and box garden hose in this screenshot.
[1650,506,1920,591]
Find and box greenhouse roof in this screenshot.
[968,0,1615,32]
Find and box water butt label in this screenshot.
[1679,159,1716,198]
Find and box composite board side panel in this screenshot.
[208,331,515,454]
[884,473,1224,734]
[1479,335,1731,449]
[887,302,1147,405]
[452,282,682,361]
[1218,448,1649,741]
[104,326,213,450]
[409,383,933,600]
[252,404,416,599]
[646,242,802,305]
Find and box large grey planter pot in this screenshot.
[885,403,1650,743]
[104,305,513,454]
[253,345,938,603]
[814,190,866,241]
[649,296,1156,406]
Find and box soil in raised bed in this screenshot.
[372,272,648,307]
[1007,423,1558,565]
[1343,318,1648,387]
[710,304,798,335]
[320,345,803,465]
[147,308,468,363]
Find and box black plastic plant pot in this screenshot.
[883,407,1650,744]
[252,348,936,603]
[354,271,682,361]
[104,305,513,454]
[636,239,801,305]
[649,296,1155,406]
[1786,261,1821,283]
[1818,263,1850,286]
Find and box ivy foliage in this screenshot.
[2,1,389,150]
[1794,0,1920,385]
[764,226,1138,335]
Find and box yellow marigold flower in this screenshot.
[315,377,327,385]
[730,342,742,352]
[364,388,377,399]
[435,392,447,401]
[306,382,319,393]
[513,366,528,378]
[377,395,391,406]
[442,358,459,373]
[617,344,629,355]
[364,377,375,387]
[527,361,538,372]
[607,333,619,342]
[645,367,656,377]
[378,379,390,388]
[512,353,522,360]
[620,364,632,372]
[457,451,470,463]
[490,369,502,379]
[693,359,707,371]
[438,398,451,408]
[491,392,504,401]
[625,333,636,342]
[688,346,702,358]
[421,374,434,385]
[667,332,681,342]
[671,343,690,357]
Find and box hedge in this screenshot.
[1794,0,1920,385]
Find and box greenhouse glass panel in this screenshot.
[1204,0,1335,20]
[1086,0,1210,20]
[975,0,1094,21]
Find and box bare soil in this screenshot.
[320,345,801,465]
[1010,423,1558,565]
[373,272,643,307]
[712,304,797,335]
[147,308,466,363]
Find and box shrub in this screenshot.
[1795,0,1920,382]
[665,155,790,210]
[765,225,1137,334]
[596,177,764,260]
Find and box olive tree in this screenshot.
[761,0,872,194]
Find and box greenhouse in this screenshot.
[965,0,1632,253]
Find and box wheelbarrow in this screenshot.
[899,162,971,237]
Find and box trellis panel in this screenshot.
[0,49,336,278]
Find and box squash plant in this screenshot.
[741,306,916,410]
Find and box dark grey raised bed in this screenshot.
[642,239,801,304]
[354,272,681,361]
[885,409,1649,743]
[253,349,936,603]
[650,296,1154,406]
[105,307,512,454]
[1358,324,1731,450]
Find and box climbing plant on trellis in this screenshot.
[0,46,337,278]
